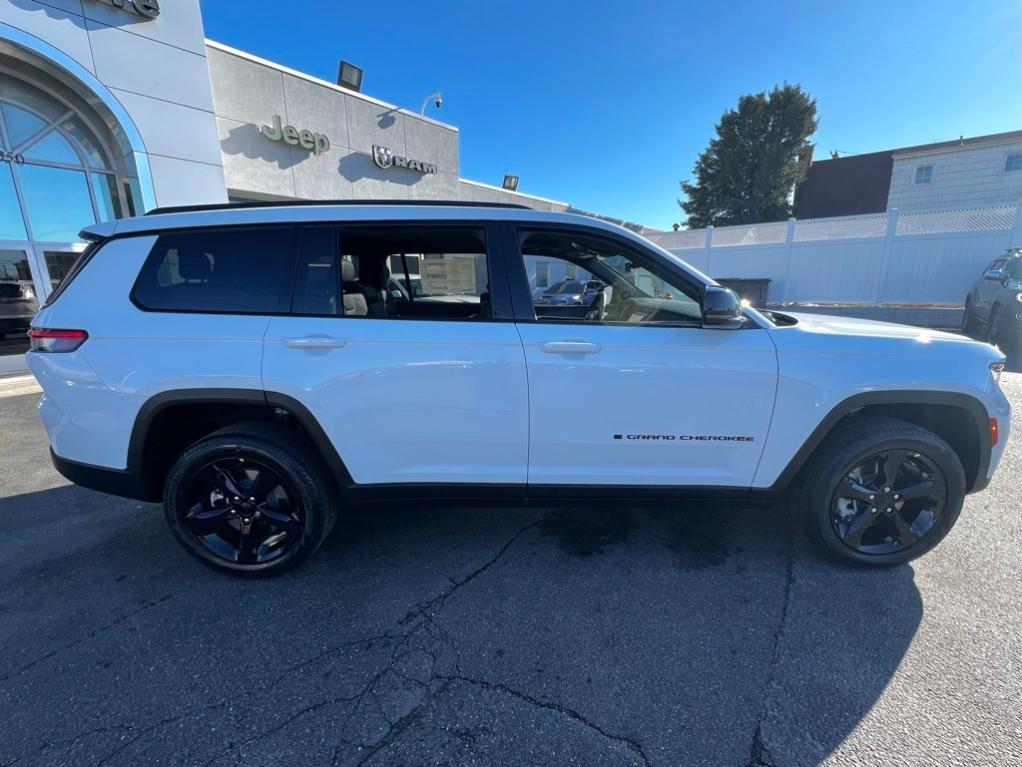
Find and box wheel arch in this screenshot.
[128,389,354,501]
[772,390,991,494]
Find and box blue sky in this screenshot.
[200,0,1021,230]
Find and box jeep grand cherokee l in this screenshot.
[27,201,1011,576]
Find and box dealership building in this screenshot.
[2,0,647,373]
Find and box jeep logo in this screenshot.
[371,144,437,175]
[92,0,161,19]
[260,115,330,155]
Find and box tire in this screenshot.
[163,421,338,577]
[961,299,979,338]
[988,306,1002,348]
[799,415,965,567]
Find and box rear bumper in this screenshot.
[50,449,153,502]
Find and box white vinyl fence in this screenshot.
[645,202,1022,307]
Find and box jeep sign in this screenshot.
[260,115,330,156]
[91,0,161,19]
[372,145,437,174]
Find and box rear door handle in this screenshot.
[538,340,602,355]
[282,337,347,350]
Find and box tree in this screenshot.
[679,84,818,228]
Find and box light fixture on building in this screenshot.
[420,92,443,115]
[502,174,519,192]
[337,61,363,92]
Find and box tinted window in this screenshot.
[292,225,492,321]
[133,227,297,314]
[520,229,702,325]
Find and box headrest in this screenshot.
[341,259,356,282]
[178,250,212,281]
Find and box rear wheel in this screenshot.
[799,416,965,567]
[164,422,337,577]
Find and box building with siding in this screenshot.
[795,131,1022,219]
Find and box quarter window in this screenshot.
[132,227,298,314]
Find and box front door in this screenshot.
[507,225,778,488]
[262,223,530,487]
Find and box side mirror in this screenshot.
[702,285,745,329]
[985,268,1005,281]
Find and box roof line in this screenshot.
[203,39,458,133]
[145,199,530,216]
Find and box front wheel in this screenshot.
[799,415,965,567]
[961,299,979,338]
[164,422,337,577]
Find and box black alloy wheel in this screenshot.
[800,415,965,567]
[164,422,336,576]
[179,457,305,567]
[830,449,947,556]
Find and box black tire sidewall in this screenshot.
[807,431,965,567]
[164,436,331,577]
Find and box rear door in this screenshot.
[262,222,530,487]
[505,223,778,488]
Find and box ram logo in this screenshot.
[372,144,394,170]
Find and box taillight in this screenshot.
[990,417,999,448]
[28,328,88,353]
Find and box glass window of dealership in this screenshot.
[0,0,588,373]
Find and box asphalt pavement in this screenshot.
[1,377,1020,767]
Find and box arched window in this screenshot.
[0,75,139,244]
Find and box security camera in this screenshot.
[434,93,443,109]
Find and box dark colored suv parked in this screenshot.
[962,248,1022,357]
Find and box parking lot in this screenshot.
[1,377,1019,767]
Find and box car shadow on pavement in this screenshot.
[0,487,922,767]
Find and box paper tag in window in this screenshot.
[420,256,477,295]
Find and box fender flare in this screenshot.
[128,388,354,487]
[768,390,991,493]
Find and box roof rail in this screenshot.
[145,199,531,216]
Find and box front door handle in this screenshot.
[538,340,602,355]
[282,337,347,350]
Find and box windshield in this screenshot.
[547,281,586,294]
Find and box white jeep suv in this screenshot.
[27,202,1011,576]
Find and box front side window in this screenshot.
[519,230,702,325]
[132,227,298,314]
[914,164,934,184]
[292,225,492,321]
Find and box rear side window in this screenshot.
[132,227,297,314]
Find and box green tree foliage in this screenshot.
[679,84,818,228]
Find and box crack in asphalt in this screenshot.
[5,515,651,767]
[745,509,797,767]
[0,594,174,683]
[437,674,653,767]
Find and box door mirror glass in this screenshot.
[702,285,744,328]
[984,267,1005,281]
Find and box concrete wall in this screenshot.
[888,136,1022,212]
[0,0,226,209]
[207,42,461,202]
